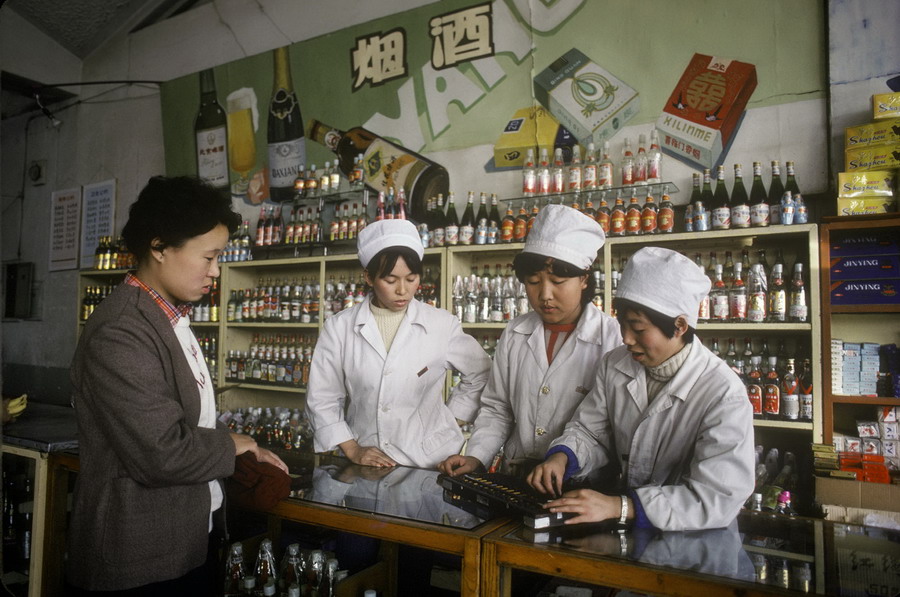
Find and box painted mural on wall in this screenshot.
[161,0,824,214]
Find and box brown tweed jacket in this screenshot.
[67,283,235,591]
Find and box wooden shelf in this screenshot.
[220,382,306,394]
[227,322,319,329]
[825,394,900,406]
[828,304,900,314]
[753,419,813,431]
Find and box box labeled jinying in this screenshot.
[830,255,900,280]
[830,231,900,257]
[655,53,757,170]
[831,279,900,305]
[533,48,640,146]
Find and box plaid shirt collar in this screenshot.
[125,272,192,327]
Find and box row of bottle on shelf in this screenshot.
[220,406,313,453]
[2,457,33,575]
[91,235,137,271]
[707,334,814,422]
[81,282,221,323]
[685,161,807,232]
[223,334,317,389]
[222,537,343,597]
[290,154,367,200]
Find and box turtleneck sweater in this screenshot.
[370,300,408,352]
[645,342,691,402]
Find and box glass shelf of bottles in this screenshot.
[607,222,815,245]
[753,420,813,430]
[499,182,681,207]
[223,382,305,394]
[698,323,812,332]
[227,322,319,329]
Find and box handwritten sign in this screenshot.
[48,188,82,271]
[79,180,116,269]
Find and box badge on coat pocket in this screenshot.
[417,366,428,377]
[575,386,589,395]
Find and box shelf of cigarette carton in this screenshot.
[826,394,900,406]
[697,322,811,332]
[753,419,813,431]
[828,304,900,314]
[741,544,815,564]
[227,322,319,329]
[220,382,306,394]
[608,222,816,246]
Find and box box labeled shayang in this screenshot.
[845,144,900,171]
[655,54,757,170]
[836,196,897,217]
[873,92,900,120]
[493,106,576,168]
[533,48,639,146]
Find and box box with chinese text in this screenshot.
[836,197,897,217]
[492,106,575,168]
[845,144,900,171]
[873,91,900,120]
[533,48,639,147]
[655,54,757,170]
[837,171,896,198]
[845,118,900,149]
[830,231,900,257]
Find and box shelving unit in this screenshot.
[818,213,900,445]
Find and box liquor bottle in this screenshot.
[522,148,537,197]
[798,358,814,422]
[278,543,302,595]
[696,255,710,324]
[763,356,781,419]
[267,47,306,203]
[223,542,247,596]
[550,148,566,195]
[459,191,476,246]
[749,161,769,227]
[537,148,552,196]
[710,264,729,322]
[767,263,787,322]
[488,193,502,244]
[598,141,614,189]
[620,138,635,186]
[768,160,785,217]
[307,119,449,221]
[747,265,767,323]
[319,161,331,195]
[431,194,446,247]
[729,262,747,322]
[596,192,610,233]
[396,187,408,220]
[609,194,626,237]
[476,192,489,229]
[338,204,350,240]
[582,196,597,220]
[640,188,658,234]
[695,168,713,232]
[513,202,529,242]
[657,185,674,233]
[789,262,808,322]
[646,129,662,184]
[272,206,284,245]
[729,163,750,228]
[785,160,802,206]
[445,192,460,246]
[526,199,540,235]
[634,133,649,185]
[194,68,229,190]
[747,356,764,419]
[255,538,278,587]
[500,204,515,243]
[582,142,598,191]
[263,206,275,246]
[711,165,731,230]
[781,358,800,421]
[567,145,583,193]
[624,192,642,236]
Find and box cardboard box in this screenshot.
[830,230,900,257]
[873,91,900,120]
[845,118,900,149]
[837,196,897,217]
[655,54,757,170]
[492,106,576,168]
[533,48,639,146]
[816,476,900,512]
[831,279,900,305]
[838,170,896,198]
[830,255,900,280]
[845,144,900,171]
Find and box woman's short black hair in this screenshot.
[613,297,696,343]
[122,176,240,263]
[513,252,595,306]
[367,246,423,278]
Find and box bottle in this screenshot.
[646,129,662,184]
[278,543,302,595]
[747,357,764,419]
[775,490,797,516]
[711,165,731,230]
[582,142,598,191]
[522,148,536,197]
[255,538,278,587]
[710,264,729,322]
[788,263,808,323]
[798,358,814,422]
[781,358,800,421]
[224,542,247,596]
[728,262,747,323]
[729,163,750,228]
[550,147,566,195]
[696,255,710,324]
[459,191,476,245]
[537,148,552,196]
[654,185,674,233]
[695,168,713,232]
[767,263,787,322]
[749,161,769,227]
[785,160,803,207]
[500,204,515,243]
[747,265,767,323]
[609,194,626,237]
[488,193,502,244]
[567,145,583,193]
[598,141,614,189]
[624,192,642,236]
[513,202,529,242]
[634,133,648,184]
[194,68,229,190]
[640,188,658,234]
[768,160,785,217]
[620,138,635,186]
[596,192,610,233]
[763,356,781,419]
[307,119,449,221]
[444,192,460,246]
[267,47,306,203]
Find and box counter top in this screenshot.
[2,401,78,453]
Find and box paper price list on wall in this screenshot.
[49,188,82,271]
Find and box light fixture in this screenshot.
[34,92,62,128]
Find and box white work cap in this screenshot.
[522,204,605,270]
[357,219,424,269]
[616,246,711,329]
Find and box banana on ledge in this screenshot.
[3,393,28,420]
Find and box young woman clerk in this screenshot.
[528,247,755,531]
[306,219,491,469]
[439,205,621,478]
[67,177,287,595]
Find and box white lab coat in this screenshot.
[464,305,621,471]
[551,340,755,531]
[306,297,491,469]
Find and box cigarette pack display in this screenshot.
[862,438,882,455]
[844,144,900,172]
[830,255,900,280]
[856,421,880,438]
[830,279,900,305]
[881,422,899,440]
[873,91,900,120]
[533,48,639,146]
[837,170,896,198]
[830,231,900,257]
[877,406,898,422]
[845,118,900,148]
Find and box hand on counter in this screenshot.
[231,432,289,474]
[438,455,483,477]
[544,489,630,525]
[340,439,397,468]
